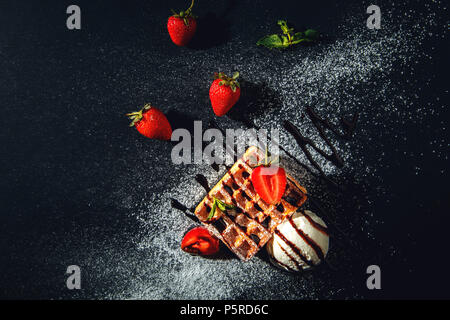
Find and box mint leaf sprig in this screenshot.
[207,197,236,220]
[257,20,319,49]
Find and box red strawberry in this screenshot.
[167,0,197,46]
[126,104,172,140]
[209,72,241,116]
[252,165,287,205]
[181,227,219,256]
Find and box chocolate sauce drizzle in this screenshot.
[306,106,358,140]
[284,107,359,188]
[195,110,362,265]
[272,254,295,272]
[278,244,301,271]
[301,210,329,236]
[288,219,325,262]
[170,198,197,222]
[195,174,210,193]
[275,229,314,267]
[282,106,360,252]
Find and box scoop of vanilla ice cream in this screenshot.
[267,210,329,271]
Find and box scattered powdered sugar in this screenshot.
[106,1,446,299]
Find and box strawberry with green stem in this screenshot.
[209,72,241,117]
[167,0,197,46]
[126,104,172,140]
[251,147,287,205]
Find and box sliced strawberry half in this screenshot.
[251,165,287,205]
[181,227,219,256]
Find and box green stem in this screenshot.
[186,0,195,14]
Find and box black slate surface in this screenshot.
[0,0,449,299]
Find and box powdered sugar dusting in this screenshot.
[106,1,446,299]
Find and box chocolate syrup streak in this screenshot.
[275,229,314,268]
[278,244,301,271]
[208,119,349,247]
[170,198,198,222]
[284,106,359,177]
[301,210,329,236]
[305,108,345,168]
[306,106,358,141]
[288,219,325,262]
[271,254,295,272]
[201,111,361,262]
[283,107,359,189]
[283,121,338,188]
[195,174,210,193]
[211,120,323,186]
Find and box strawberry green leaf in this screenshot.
[223,203,235,209]
[214,72,240,90]
[293,32,304,40]
[291,38,307,45]
[207,200,217,220]
[208,197,235,220]
[291,32,307,44]
[278,20,289,34]
[305,29,319,40]
[216,201,227,212]
[277,20,293,35]
[281,35,290,46]
[216,198,235,210]
[257,34,288,49]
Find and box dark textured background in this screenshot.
[0,0,449,299]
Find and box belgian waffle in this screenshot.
[194,146,307,261]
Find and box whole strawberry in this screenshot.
[167,0,197,46]
[209,72,241,117]
[126,104,172,140]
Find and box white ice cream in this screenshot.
[267,210,329,271]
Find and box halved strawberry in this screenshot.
[251,165,287,205]
[181,227,219,256]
